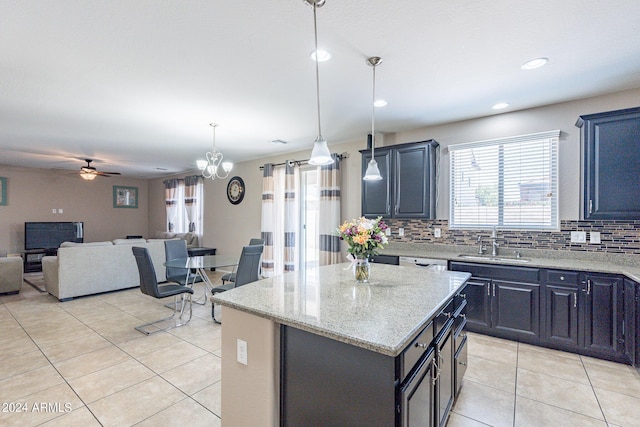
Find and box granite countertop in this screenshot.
[385,243,640,282]
[212,263,470,357]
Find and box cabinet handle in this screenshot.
[589,199,593,214]
[492,283,496,297]
[574,292,577,308]
[459,293,466,299]
[487,284,490,296]
[587,280,591,295]
[432,359,439,385]
[458,361,467,366]
[461,314,466,319]
[415,342,429,349]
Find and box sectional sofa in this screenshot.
[42,238,170,301]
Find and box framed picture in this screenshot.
[113,185,138,208]
[0,177,6,206]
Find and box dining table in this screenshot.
[164,254,239,302]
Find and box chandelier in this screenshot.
[197,123,233,180]
[305,0,334,166]
[363,56,383,180]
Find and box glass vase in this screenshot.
[354,256,370,283]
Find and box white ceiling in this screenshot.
[1,0,639,178]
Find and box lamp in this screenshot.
[80,172,97,181]
[305,0,334,166]
[363,56,383,181]
[198,123,233,180]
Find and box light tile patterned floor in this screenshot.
[0,273,224,426]
[2,277,640,426]
[450,332,640,427]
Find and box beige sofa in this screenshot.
[42,239,169,301]
[152,231,199,247]
[0,256,23,294]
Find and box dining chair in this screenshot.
[132,246,194,335]
[211,244,264,323]
[221,238,264,284]
[164,239,204,286]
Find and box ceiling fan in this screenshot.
[80,159,121,180]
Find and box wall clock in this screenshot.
[227,176,245,205]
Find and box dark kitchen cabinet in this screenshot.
[623,278,637,365]
[582,273,624,357]
[544,270,580,348]
[449,262,541,341]
[492,280,540,339]
[361,140,439,219]
[576,106,640,219]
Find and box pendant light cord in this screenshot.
[370,62,376,158]
[313,2,322,139]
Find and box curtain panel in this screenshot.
[260,164,276,277]
[318,153,342,265]
[163,179,179,232]
[184,175,203,236]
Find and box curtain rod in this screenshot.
[258,153,348,170]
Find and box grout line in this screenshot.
[579,354,610,425]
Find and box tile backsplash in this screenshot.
[386,219,640,255]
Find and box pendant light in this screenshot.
[305,0,334,166]
[197,123,233,180]
[363,56,383,180]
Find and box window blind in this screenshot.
[449,130,560,230]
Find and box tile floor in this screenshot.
[2,276,640,426]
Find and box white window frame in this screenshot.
[449,130,560,230]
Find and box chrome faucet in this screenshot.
[477,236,486,255]
[490,226,499,256]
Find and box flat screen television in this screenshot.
[24,222,84,251]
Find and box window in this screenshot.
[449,130,559,230]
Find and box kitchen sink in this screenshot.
[457,254,531,263]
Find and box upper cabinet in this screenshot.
[361,139,439,219]
[577,106,640,219]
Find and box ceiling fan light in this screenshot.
[80,172,97,181]
[363,159,383,180]
[308,136,333,165]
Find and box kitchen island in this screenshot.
[212,262,470,426]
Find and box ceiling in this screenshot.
[1,0,639,178]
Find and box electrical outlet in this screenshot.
[58,208,63,214]
[434,228,442,238]
[570,231,586,243]
[590,231,601,244]
[385,228,391,236]
[52,209,57,214]
[398,228,404,237]
[237,339,248,365]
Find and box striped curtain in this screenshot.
[260,164,276,277]
[163,179,179,232]
[184,175,203,236]
[260,161,301,277]
[283,161,300,272]
[318,153,342,265]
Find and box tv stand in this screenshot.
[22,249,57,273]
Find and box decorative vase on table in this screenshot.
[337,216,388,284]
[354,256,370,283]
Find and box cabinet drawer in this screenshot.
[401,321,434,381]
[546,270,580,286]
[435,300,454,336]
[454,334,468,397]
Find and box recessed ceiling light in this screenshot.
[374,99,387,107]
[310,49,331,62]
[492,102,509,110]
[521,57,548,70]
